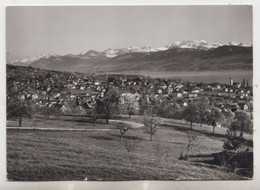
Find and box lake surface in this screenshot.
[106,70,253,85]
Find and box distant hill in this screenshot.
[9,45,252,74]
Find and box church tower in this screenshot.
[230,78,233,86]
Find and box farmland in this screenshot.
[7,116,247,181]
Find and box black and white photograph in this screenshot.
[5,5,254,182]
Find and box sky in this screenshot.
[6,5,252,62]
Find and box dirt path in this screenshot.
[6,127,111,131]
[6,120,144,131]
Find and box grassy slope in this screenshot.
[118,115,253,141]
[7,117,116,130]
[7,119,243,181]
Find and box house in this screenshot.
[174,84,183,91]
[192,89,200,93]
[54,93,61,98]
[80,86,86,90]
[168,87,174,94]
[189,93,198,98]
[32,94,39,100]
[238,103,249,111]
[176,93,183,99]
[161,84,167,90]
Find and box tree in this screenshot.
[91,103,97,126]
[7,83,32,127]
[96,88,120,124]
[231,111,252,137]
[63,100,79,127]
[116,122,131,141]
[38,104,61,120]
[195,100,208,127]
[144,114,161,141]
[155,98,180,119]
[82,100,98,126]
[120,93,139,118]
[138,93,149,115]
[221,114,234,129]
[182,103,198,129]
[179,132,200,159]
[223,110,252,151]
[206,108,222,133]
[248,101,253,119]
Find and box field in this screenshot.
[6,116,248,181]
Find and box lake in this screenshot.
[105,70,253,85]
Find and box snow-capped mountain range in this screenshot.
[10,40,252,65]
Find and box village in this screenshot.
[7,64,253,123]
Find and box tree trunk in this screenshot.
[92,112,96,126]
[19,109,22,127]
[200,122,202,127]
[239,130,244,137]
[129,114,131,118]
[106,113,109,124]
[93,116,96,126]
[19,116,22,127]
[150,134,153,141]
[190,121,193,129]
[120,134,124,141]
[213,126,215,133]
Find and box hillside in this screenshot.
[10,45,252,74]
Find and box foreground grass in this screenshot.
[7,120,243,181]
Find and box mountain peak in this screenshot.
[9,40,252,65]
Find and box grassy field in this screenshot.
[6,117,245,181]
[6,116,116,129]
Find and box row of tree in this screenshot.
[7,83,252,137]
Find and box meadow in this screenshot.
[6,116,248,181]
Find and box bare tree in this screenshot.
[179,132,200,159]
[144,114,161,141]
[116,122,131,141]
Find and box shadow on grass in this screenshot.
[110,134,144,141]
[90,136,114,141]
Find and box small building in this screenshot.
[243,104,249,110]
[177,93,183,99]
[188,93,198,98]
[80,86,86,90]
